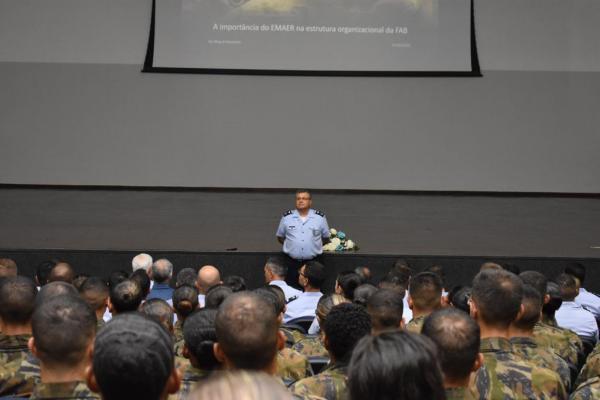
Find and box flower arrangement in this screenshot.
[323,228,358,252]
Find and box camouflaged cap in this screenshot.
[406,315,426,334]
[168,365,209,400]
[0,333,31,365]
[292,336,328,358]
[469,337,567,400]
[290,363,348,400]
[576,344,600,387]
[534,322,581,367]
[276,347,310,383]
[0,351,40,397]
[570,377,600,400]
[510,336,572,391]
[29,381,99,399]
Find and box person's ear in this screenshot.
[399,319,405,330]
[408,296,414,311]
[107,298,114,314]
[469,299,478,320]
[28,337,39,358]
[472,353,484,373]
[165,365,182,395]
[182,344,190,360]
[276,330,285,351]
[85,364,100,394]
[514,303,525,323]
[323,333,330,351]
[543,294,550,305]
[213,342,227,364]
[335,281,342,295]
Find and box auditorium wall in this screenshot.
[0,0,599,192]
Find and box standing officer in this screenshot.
[276,190,330,288]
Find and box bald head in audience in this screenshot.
[0,258,18,278]
[197,265,222,295]
[48,262,75,284]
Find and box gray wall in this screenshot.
[1,0,599,192]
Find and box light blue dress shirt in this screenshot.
[556,301,598,341]
[575,288,600,319]
[276,209,330,260]
[283,291,323,323]
[270,280,302,303]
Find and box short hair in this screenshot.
[254,287,285,315]
[353,284,378,307]
[424,265,446,288]
[315,294,349,326]
[152,259,173,283]
[348,331,445,400]
[215,292,279,370]
[448,286,471,314]
[519,271,547,300]
[0,276,37,324]
[267,285,286,309]
[223,275,247,292]
[480,262,503,271]
[512,285,542,330]
[79,277,109,311]
[265,257,287,278]
[379,266,410,293]
[353,266,371,284]
[336,272,363,300]
[555,273,578,301]
[176,268,197,288]
[35,260,57,286]
[188,371,293,400]
[408,272,442,311]
[48,262,75,284]
[172,285,199,318]
[303,261,325,289]
[132,253,153,272]
[107,270,129,290]
[110,280,143,314]
[93,313,174,400]
[367,289,404,333]
[323,303,371,363]
[36,281,79,306]
[140,298,174,332]
[183,309,220,370]
[471,270,523,327]
[543,281,563,317]
[130,269,151,298]
[72,274,90,291]
[295,189,312,199]
[32,295,96,367]
[422,308,480,382]
[205,284,233,309]
[0,258,18,278]
[564,263,586,285]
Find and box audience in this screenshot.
[406,272,443,333]
[284,261,325,323]
[379,261,412,323]
[196,265,222,307]
[0,277,36,364]
[291,303,371,400]
[422,308,482,399]
[555,273,598,344]
[348,330,445,400]
[30,294,97,399]
[172,285,200,342]
[147,259,174,301]
[565,263,600,321]
[367,288,404,335]
[87,313,180,400]
[175,268,197,289]
[264,257,301,303]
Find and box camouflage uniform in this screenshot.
[174,339,185,357]
[0,351,40,397]
[575,345,600,387]
[542,314,559,328]
[175,355,191,373]
[290,363,348,400]
[446,386,478,400]
[510,336,572,390]
[0,333,31,365]
[29,381,99,399]
[174,319,184,343]
[96,318,105,331]
[292,336,328,358]
[406,315,426,334]
[534,322,580,367]
[469,337,567,400]
[168,365,209,400]
[570,377,600,400]
[276,347,310,384]
[281,327,306,348]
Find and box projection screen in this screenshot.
[144,0,480,75]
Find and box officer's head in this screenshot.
[0,276,37,328]
[183,308,220,370]
[87,313,180,400]
[408,272,443,314]
[31,294,96,371]
[324,303,371,363]
[367,288,404,334]
[470,269,523,329]
[214,292,284,374]
[556,273,578,301]
[422,308,482,385]
[264,257,287,282]
[299,261,325,290]
[295,189,312,211]
[348,331,445,400]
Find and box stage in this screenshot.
[1,186,599,292]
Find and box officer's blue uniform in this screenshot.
[276,209,330,261]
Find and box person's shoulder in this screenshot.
[311,209,325,217]
[282,209,295,217]
[571,377,600,400]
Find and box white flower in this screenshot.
[330,237,341,247]
[323,242,337,251]
[345,240,355,250]
[330,228,337,236]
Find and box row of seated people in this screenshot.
[0,256,600,399]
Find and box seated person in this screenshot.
[140,298,175,334]
[189,370,293,400]
[284,262,325,323]
[367,288,404,335]
[172,285,199,343]
[555,273,598,343]
[108,280,143,316]
[0,277,37,365]
[79,277,109,330]
[334,272,362,301]
[406,272,442,333]
[204,285,233,309]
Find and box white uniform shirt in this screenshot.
[575,288,600,319]
[270,280,302,304]
[556,301,598,341]
[276,209,330,260]
[283,291,323,323]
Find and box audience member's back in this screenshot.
[0,277,37,365]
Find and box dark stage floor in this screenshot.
[1,187,599,258]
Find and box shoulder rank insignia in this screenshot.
[283,210,294,217]
[314,209,325,217]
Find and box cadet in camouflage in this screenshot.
[534,322,581,367]
[276,347,310,383]
[29,381,99,400]
[511,337,571,391]
[292,335,328,358]
[0,351,40,397]
[405,272,443,335]
[575,345,600,387]
[570,377,600,400]
[168,365,209,400]
[405,315,426,334]
[291,363,348,400]
[0,333,31,365]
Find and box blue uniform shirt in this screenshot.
[276,209,330,261]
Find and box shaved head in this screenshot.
[48,262,75,284]
[197,265,221,294]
